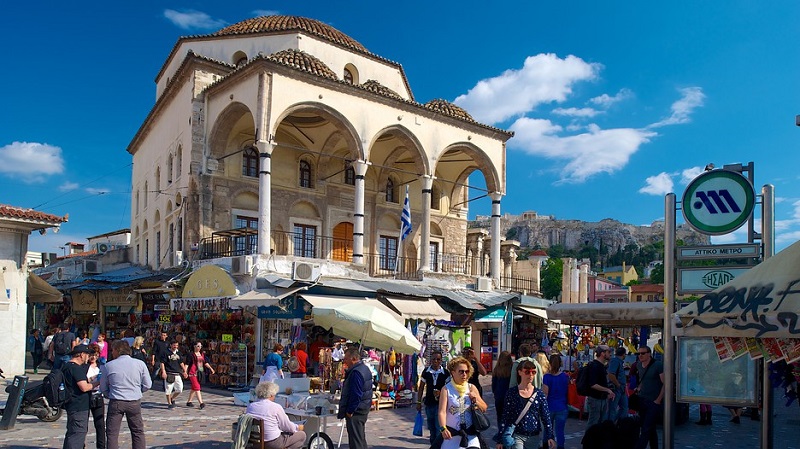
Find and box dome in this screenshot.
[214,16,368,53]
[361,80,403,100]
[266,49,338,80]
[424,99,474,121]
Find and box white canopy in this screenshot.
[311,301,421,353]
[229,286,305,308]
[675,239,800,338]
[382,296,450,321]
[547,302,665,326]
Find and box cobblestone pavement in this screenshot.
[1,371,798,449]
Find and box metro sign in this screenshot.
[682,169,755,235]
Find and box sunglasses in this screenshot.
[638,352,649,356]
[456,369,469,375]
[522,368,536,374]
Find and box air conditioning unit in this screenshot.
[292,262,321,282]
[96,242,111,254]
[83,260,102,274]
[475,276,492,292]
[174,250,184,266]
[231,255,253,275]
[56,267,66,281]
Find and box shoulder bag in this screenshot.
[499,394,535,448]
[628,361,652,412]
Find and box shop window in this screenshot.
[379,235,398,271]
[293,224,317,258]
[299,160,313,188]
[242,147,258,178]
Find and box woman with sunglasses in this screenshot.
[185,341,216,409]
[438,356,488,449]
[497,360,555,449]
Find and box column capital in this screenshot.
[489,191,503,202]
[421,175,435,190]
[256,141,274,155]
[353,159,370,176]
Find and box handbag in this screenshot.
[166,373,176,383]
[471,404,491,432]
[90,391,104,408]
[413,410,424,436]
[500,394,535,448]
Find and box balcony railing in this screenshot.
[197,228,534,293]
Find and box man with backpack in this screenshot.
[580,345,615,429]
[53,323,77,371]
[62,344,100,449]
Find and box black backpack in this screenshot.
[53,333,71,356]
[42,367,68,407]
[576,363,593,396]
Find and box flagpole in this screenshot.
[396,185,412,278]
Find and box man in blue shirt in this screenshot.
[337,348,372,449]
[100,340,152,449]
[607,347,628,422]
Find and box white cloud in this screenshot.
[0,141,64,182]
[648,87,705,129]
[163,9,226,30]
[552,107,601,118]
[680,166,704,185]
[252,10,279,17]
[454,54,600,124]
[509,119,656,183]
[59,182,79,192]
[639,173,674,195]
[85,187,110,195]
[589,88,633,108]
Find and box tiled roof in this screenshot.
[0,204,67,224]
[424,99,475,122]
[214,16,368,53]
[530,249,548,257]
[265,49,337,80]
[360,80,403,100]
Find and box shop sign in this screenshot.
[678,267,751,294]
[504,308,513,335]
[221,334,233,342]
[474,306,505,323]
[72,291,97,312]
[158,314,172,323]
[257,296,304,319]
[183,265,238,298]
[170,297,231,311]
[99,290,138,306]
[141,292,171,302]
[153,304,170,311]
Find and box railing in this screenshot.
[365,253,420,280]
[435,252,479,275]
[500,275,538,295]
[270,230,353,262]
[198,228,257,259]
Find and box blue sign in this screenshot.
[256,296,305,319]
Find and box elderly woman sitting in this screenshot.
[246,381,306,449]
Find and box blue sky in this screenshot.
[3,2,799,255]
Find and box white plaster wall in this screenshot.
[0,230,29,376]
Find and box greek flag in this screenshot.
[400,185,412,241]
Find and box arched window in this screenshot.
[385,178,397,203]
[143,181,148,208]
[176,145,183,180]
[167,155,173,184]
[155,168,161,196]
[343,68,354,84]
[344,163,355,185]
[242,147,258,177]
[430,184,441,210]
[135,190,140,216]
[299,160,313,188]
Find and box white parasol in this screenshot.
[311,302,421,354]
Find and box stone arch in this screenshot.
[208,102,256,160]
[232,190,259,210]
[289,200,322,220]
[436,141,502,194]
[272,101,363,160]
[368,124,429,175]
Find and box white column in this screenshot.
[475,237,484,276]
[490,192,502,285]
[420,175,433,271]
[352,160,369,265]
[257,142,273,256]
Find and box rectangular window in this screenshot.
[155,231,161,269]
[429,242,439,272]
[293,224,317,258]
[145,239,149,266]
[235,215,258,254]
[379,235,398,271]
[135,244,140,264]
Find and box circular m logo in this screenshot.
[682,170,754,235]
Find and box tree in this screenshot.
[541,257,563,300]
[650,263,664,284]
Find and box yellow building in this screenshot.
[601,262,638,285]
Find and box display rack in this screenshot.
[228,348,248,390]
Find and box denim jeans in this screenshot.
[608,386,629,422]
[586,396,609,428]
[512,432,541,449]
[425,404,440,444]
[550,409,568,448]
[634,398,661,449]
